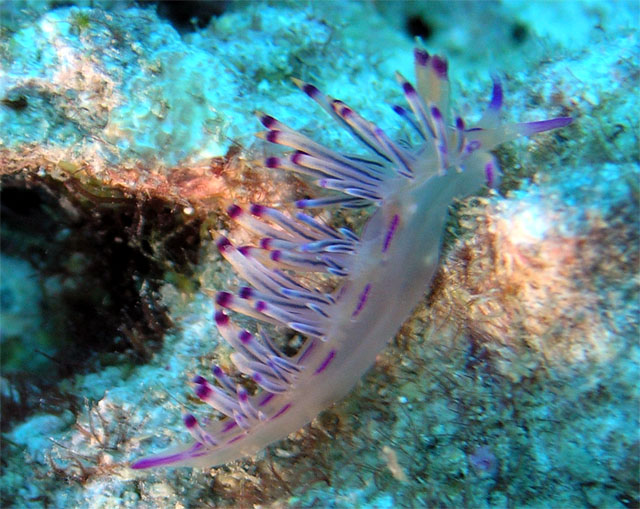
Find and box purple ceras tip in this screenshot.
[216,291,233,308]
[259,114,277,129]
[260,237,273,250]
[237,386,249,402]
[402,81,417,95]
[227,204,243,219]
[250,204,265,217]
[239,286,253,299]
[265,156,280,168]
[302,83,319,98]
[431,106,443,120]
[291,151,305,165]
[338,104,353,118]
[266,130,280,143]
[192,374,207,385]
[392,104,407,116]
[431,56,448,78]
[215,310,229,326]
[195,383,212,399]
[217,236,231,253]
[239,330,252,345]
[414,48,429,66]
[183,414,197,428]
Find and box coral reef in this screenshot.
[1,1,637,508]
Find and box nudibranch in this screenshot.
[132,49,571,469]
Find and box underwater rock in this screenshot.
[0,1,637,508]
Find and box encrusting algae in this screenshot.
[430,191,637,382]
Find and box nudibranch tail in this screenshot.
[131,48,571,470]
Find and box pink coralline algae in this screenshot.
[132,48,571,469]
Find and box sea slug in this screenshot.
[131,48,571,469]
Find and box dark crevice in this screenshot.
[0,172,203,431]
[149,0,229,32]
[406,14,434,40]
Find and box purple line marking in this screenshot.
[259,393,275,407]
[314,349,336,375]
[382,214,400,253]
[351,283,371,319]
[489,77,503,110]
[297,340,315,364]
[485,162,496,188]
[221,420,238,433]
[226,433,245,445]
[130,442,205,469]
[270,403,292,421]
